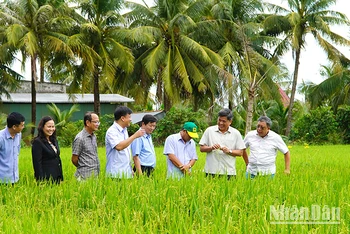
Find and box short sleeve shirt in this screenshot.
[72,128,100,179]
[163,133,198,179]
[0,127,21,183]
[199,125,245,175]
[244,130,289,175]
[105,122,132,178]
[131,131,156,167]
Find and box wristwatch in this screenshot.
[229,150,232,155]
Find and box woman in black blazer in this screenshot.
[32,116,63,183]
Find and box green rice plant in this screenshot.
[0,145,348,233]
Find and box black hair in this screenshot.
[142,114,157,125]
[114,106,132,121]
[218,108,233,121]
[7,112,25,128]
[84,111,97,126]
[34,116,57,143]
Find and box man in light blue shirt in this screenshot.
[131,114,157,177]
[105,106,145,179]
[164,122,199,179]
[0,112,25,184]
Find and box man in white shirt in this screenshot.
[199,108,246,180]
[105,106,145,179]
[163,122,198,179]
[243,116,290,178]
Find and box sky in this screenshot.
[266,0,350,84]
[10,0,350,100]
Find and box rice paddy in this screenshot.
[0,145,349,233]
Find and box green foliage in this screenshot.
[290,106,340,144]
[95,114,114,146]
[56,114,115,147]
[152,106,208,146]
[0,113,7,128]
[57,120,83,147]
[127,122,141,136]
[336,105,350,144]
[47,103,80,130]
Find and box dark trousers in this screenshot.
[133,165,155,177]
[205,173,235,180]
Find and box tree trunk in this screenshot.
[93,67,101,116]
[31,55,38,137]
[163,92,171,112]
[40,57,45,82]
[245,87,255,135]
[285,49,301,136]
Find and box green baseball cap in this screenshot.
[183,122,199,138]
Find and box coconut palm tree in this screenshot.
[0,38,23,98]
[197,0,266,111]
[307,64,350,111]
[123,0,224,111]
[194,0,285,133]
[0,0,75,135]
[70,0,134,115]
[0,21,24,97]
[263,0,350,136]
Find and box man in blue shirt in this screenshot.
[0,112,25,184]
[131,114,157,177]
[105,106,145,179]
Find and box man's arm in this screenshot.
[284,151,290,174]
[220,146,243,156]
[242,149,249,165]
[167,153,188,173]
[71,154,79,167]
[115,129,145,151]
[168,153,183,168]
[133,155,143,175]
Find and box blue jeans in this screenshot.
[246,172,275,179]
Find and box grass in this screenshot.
[0,145,349,233]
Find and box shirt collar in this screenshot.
[256,130,269,138]
[4,127,12,139]
[83,128,94,137]
[216,126,231,134]
[114,122,127,133]
[177,132,191,144]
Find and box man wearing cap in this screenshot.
[163,122,199,179]
[199,108,246,180]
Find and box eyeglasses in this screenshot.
[91,121,100,125]
[256,125,266,130]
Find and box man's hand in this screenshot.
[211,144,221,151]
[179,164,191,175]
[134,129,146,138]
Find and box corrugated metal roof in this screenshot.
[0,93,134,103]
[131,111,164,124]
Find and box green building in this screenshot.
[0,82,134,124]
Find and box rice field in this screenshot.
[0,145,349,233]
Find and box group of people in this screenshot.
[0,107,290,184]
[162,108,290,180]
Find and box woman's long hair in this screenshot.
[34,116,57,144]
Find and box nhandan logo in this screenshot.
[270,205,340,224]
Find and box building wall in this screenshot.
[0,102,120,125]
[16,81,66,93]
